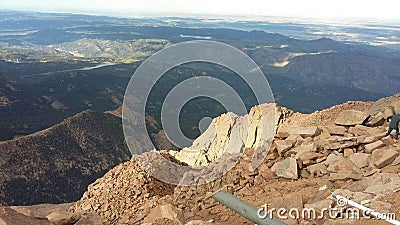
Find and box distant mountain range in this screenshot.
[0,11,398,145]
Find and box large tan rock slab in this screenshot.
[364,140,385,153]
[335,110,369,126]
[371,148,399,168]
[288,126,321,138]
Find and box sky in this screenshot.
[1,0,400,20]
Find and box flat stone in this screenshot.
[364,140,385,153]
[333,189,374,203]
[296,151,323,163]
[293,143,317,155]
[271,157,298,179]
[371,148,399,168]
[349,153,371,168]
[327,126,347,136]
[348,127,366,136]
[46,211,80,225]
[359,136,376,144]
[340,141,358,149]
[274,139,295,156]
[288,126,321,138]
[364,177,400,195]
[335,110,369,126]
[329,171,362,181]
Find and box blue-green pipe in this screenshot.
[212,191,287,225]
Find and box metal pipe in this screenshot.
[212,191,287,225]
[332,193,400,225]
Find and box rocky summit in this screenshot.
[1,94,400,225]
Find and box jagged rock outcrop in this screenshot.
[169,103,293,166]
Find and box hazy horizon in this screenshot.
[1,0,400,22]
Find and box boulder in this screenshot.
[371,148,399,168]
[326,126,347,136]
[46,211,80,225]
[334,110,369,126]
[274,140,295,156]
[271,157,298,179]
[364,140,385,153]
[292,143,317,156]
[142,204,184,225]
[365,112,385,127]
[288,126,321,138]
[358,136,376,144]
[349,153,371,168]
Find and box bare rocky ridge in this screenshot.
[0,110,132,206]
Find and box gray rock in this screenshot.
[271,157,298,179]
